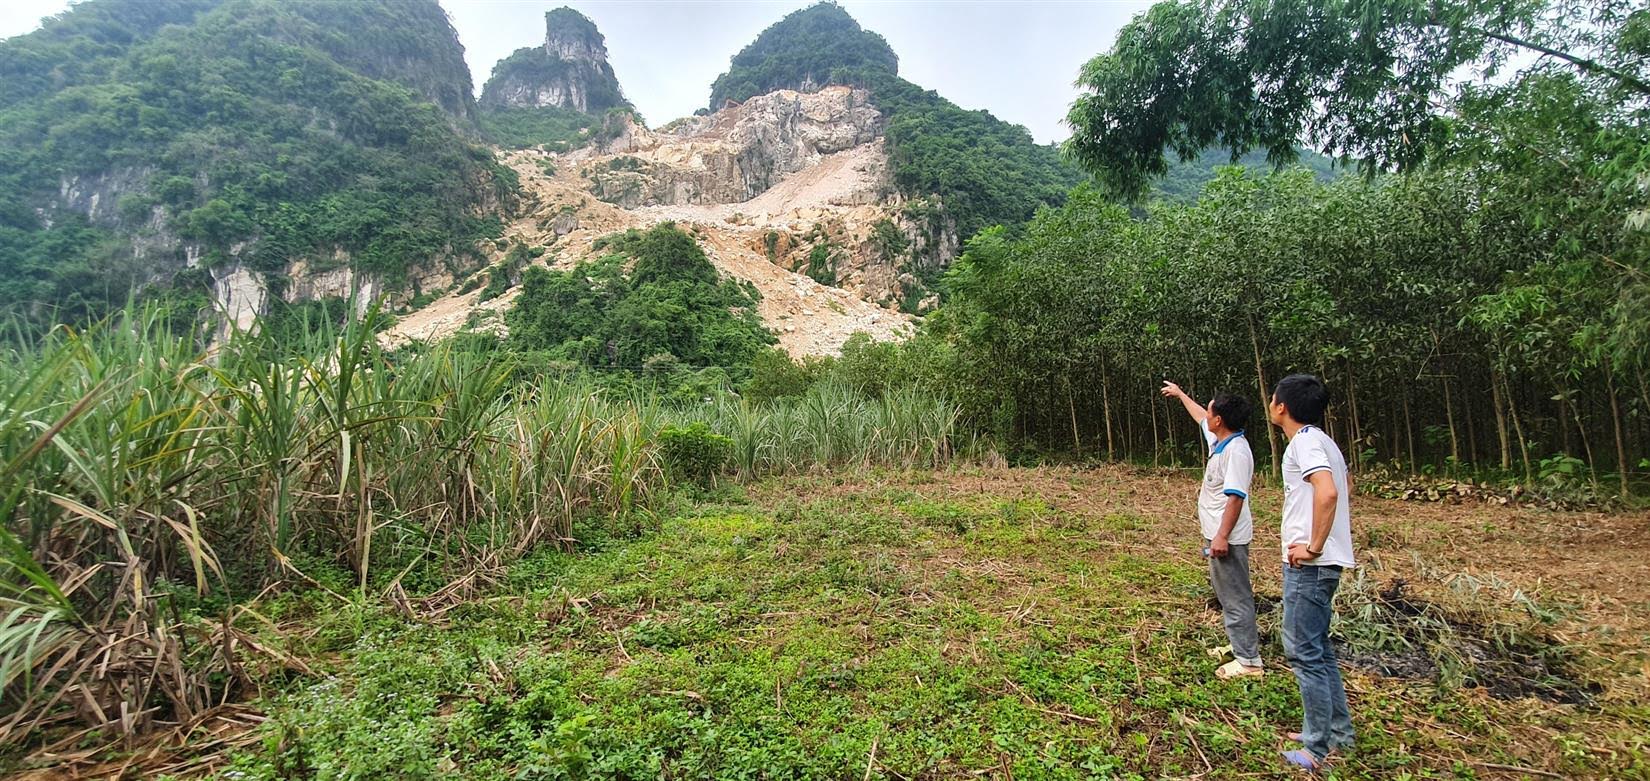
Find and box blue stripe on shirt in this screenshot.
[1211,430,1245,455]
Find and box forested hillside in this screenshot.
[1155,147,1338,201]
[0,0,512,325]
[507,224,775,384]
[707,3,899,108]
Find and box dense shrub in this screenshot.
[743,349,833,404]
[477,105,599,151]
[657,423,734,486]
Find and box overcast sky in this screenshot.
[1,0,1152,144]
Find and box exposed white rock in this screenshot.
[212,264,266,339]
[57,168,153,226]
[551,211,579,235]
[491,80,589,112]
[580,87,885,208]
[547,31,605,65]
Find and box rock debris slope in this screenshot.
[386,86,961,356]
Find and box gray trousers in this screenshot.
[1207,541,1262,667]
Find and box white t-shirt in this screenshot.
[1280,425,1355,567]
[1198,418,1254,544]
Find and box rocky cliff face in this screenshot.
[579,88,883,208]
[543,6,607,64]
[50,164,492,340]
[479,7,628,114]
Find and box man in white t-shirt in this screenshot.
[1161,381,1261,680]
[1268,373,1356,772]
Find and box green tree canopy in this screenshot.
[1064,0,1650,199]
[506,224,775,374]
[1057,1,1648,494]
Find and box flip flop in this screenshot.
[1206,644,1233,659]
[1282,749,1325,773]
[1216,659,1263,679]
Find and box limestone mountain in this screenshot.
[386,86,925,357]
[706,3,1085,241]
[479,8,627,114]
[476,8,632,151]
[707,3,897,109]
[3,0,1081,357]
[0,0,511,329]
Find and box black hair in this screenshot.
[1272,373,1329,426]
[1210,392,1251,432]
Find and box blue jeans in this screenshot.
[1281,564,1354,760]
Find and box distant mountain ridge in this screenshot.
[1157,148,1341,202]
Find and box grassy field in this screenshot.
[15,466,1650,780]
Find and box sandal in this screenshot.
[1282,749,1325,773]
[1216,659,1263,679]
[1286,733,1353,751]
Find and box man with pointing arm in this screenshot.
[1161,380,1262,680]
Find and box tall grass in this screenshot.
[0,308,960,743]
[697,384,958,477]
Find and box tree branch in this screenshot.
[1471,27,1650,95]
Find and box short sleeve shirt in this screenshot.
[1280,425,1356,567]
[1198,419,1254,544]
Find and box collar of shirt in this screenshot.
[1211,430,1245,455]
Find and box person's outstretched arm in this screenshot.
[1159,381,1207,424]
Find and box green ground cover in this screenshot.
[192,468,1646,781]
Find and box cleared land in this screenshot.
[14,466,1649,780]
